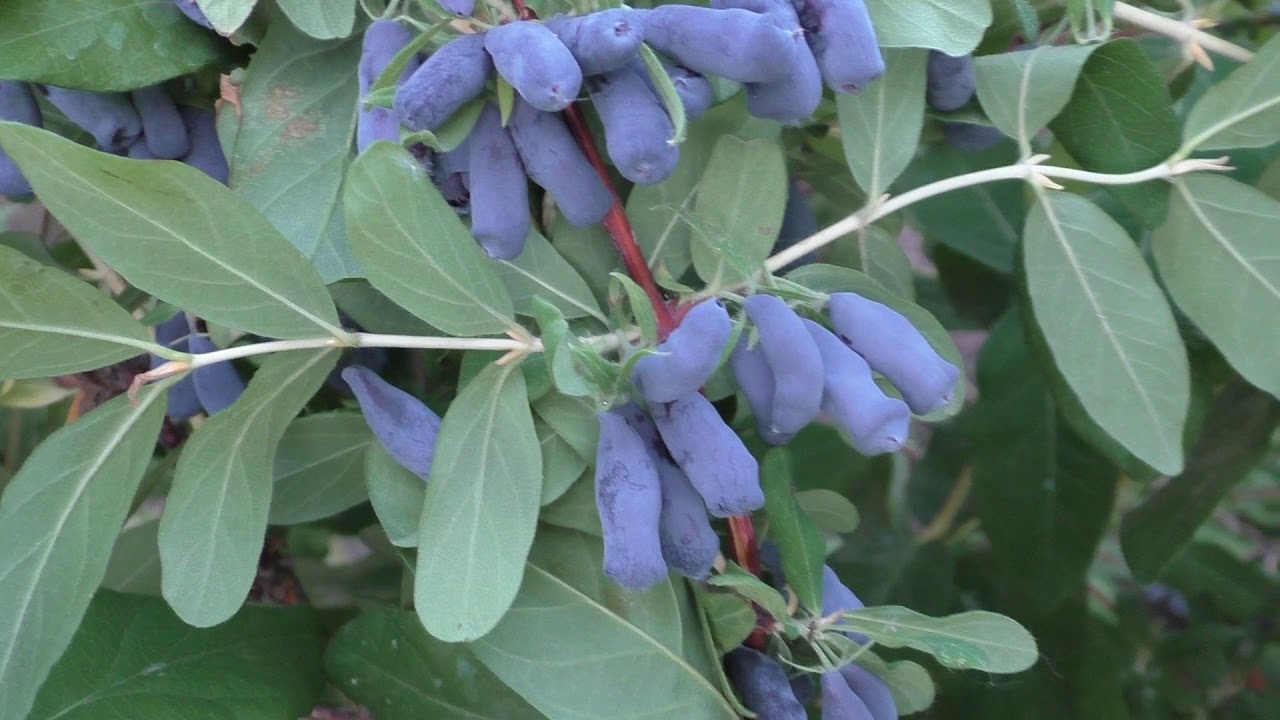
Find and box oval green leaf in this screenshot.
[840,606,1039,674]
[268,411,373,525]
[838,48,927,198]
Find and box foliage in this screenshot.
[2,0,1280,718]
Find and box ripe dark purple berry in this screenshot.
[724,647,808,720]
[796,0,885,94]
[586,66,680,185]
[0,81,41,197]
[803,319,911,456]
[546,10,646,76]
[178,106,229,184]
[649,393,763,517]
[484,21,583,112]
[342,364,443,480]
[466,103,531,260]
[820,670,875,720]
[506,97,612,228]
[42,87,143,153]
[743,294,824,436]
[358,20,421,152]
[130,85,191,160]
[631,300,733,403]
[595,409,668,589]
[187,334,246,415]
[642,6,796,84]
[396,32,492,132]
[926,51,977,112]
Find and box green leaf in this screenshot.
[159,348,339,627]
[638,43,688,145]
[706,563,789,621]
[1155,175,1280,398]
[277,0,355,39]
[268,411,373,525]
[472,526,738,719]
[200,0,258,34]
[326,608,544,719]
[0,245,158,379]
[1022,192,1189,475]
[537,420,588,506]
[102,519,162,596]
[974,45,1099,149]
[364,442,425,548]
[531,298,595,398]
[840,607,1039,674]
[330,279,437,336]
[1181,34,1280,153]
[229,20,362,282]
[415,361,542,642]
[838,48,927,198]
[1048,39,1179,226]
[865,0,992,56]
[30,591,326,720]
[495,230,606,322]
[968,310,1118,608]
[693,586,757,654]
[609,272,659,347]
[784,264,967,417]
[690,135,787,287]
[533,391,599,461]
[858,654,936,715]
[760,449,826,613]
[0,0,236,91]
[539,472,601,537]
[826,225,915,301]
[344,142,515,336]
[1120,380,1280,581]
[0,123,345,339]
[796,489,860,534]
[0,387,167,720]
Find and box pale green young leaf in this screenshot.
[229,20,362,282]
[200,0,258,34]
[974,45,1098,150]
[1155,176,1280,398]
[0,245,158,379]
[1023,192,1188,475]
[0,123,345,339]
[268,412,373,525]
[325,608,544,720]
[344,142,515,336]
[30,591,326,720]
[276,0,355,39]
[838,48,927,198]
[415,361,542,642]
[0,387,167,720]
[690,136,787,287]
[365,442,425,548]
[496,231,606,322]
[0,0,233,91]
[1182,34,1280,153]
[472,526,737,720]
[159,348,339,627]
[840,607,1038,673]
[865,0,992,56]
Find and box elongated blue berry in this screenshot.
[804,319,909,455]
[485,21,583,112]
[839,663,898,720]
[797,0,885,94]
[178,106,229,184]
[650,393,763,517]
[825,292,960,414]
[643,6,795,83]
[943,121,1004,153]
[744,295,824,435]
[187,334,246,415]
[342,364,443,480]
[358,20,420,152]
[729,336,791,445]
[435,0,474,17]
[130,85,190,160]
[546,10,646,76]
[174,0,213,28]
[926,51,976,112]
[42,87,143,152]
[724,647,808,720]
[586,67,679,185]
[507,97,612,227]
[151,314,202,421]
[774,179,819,271]
[631,300,732,403]
[822,564,869,644]
[821,671,875,720]
[397,32,492,132]
[731,1,822,122]
[595,410,668,589]
[467,103,530,260]
[629,57,716,121]
[0,82,41,197]
[433,134,471,212]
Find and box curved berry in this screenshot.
[507,97,612,227]
[130,85,190,160]
[729,336,792,445]
[825,292,960,414]
[586,67,680,185]
[435,0,475,17]
[546,10,646,76]
[650,393,763,517]
[631,300,733,403]
[485,21,583,112]
[42,87,143,153]
[595,410,668,589]
[467,104,531,260]
[358,20,421,152]
[943,121,1005,153]
[341,364,443,480]
[926,51,976,112]
[797,0,885,94]
[0,82,41,197]
[724,647,808,720]
[822,564,870,645]
[396,32,492,132]
[178,106,229,184]
[187,334,246,415]
[643,6,796,84]
[774,179,820,271]
[839,663,898,720]
[804,319,910,455]
[744,294,824,436]
[151,314,202,421]
[821,671,875,720]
